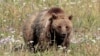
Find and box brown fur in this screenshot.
[23,7,73,51]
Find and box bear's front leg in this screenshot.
[63,38,70,48]
[38,32,50,51]
[38,20,51,51]
[62,35,70,52]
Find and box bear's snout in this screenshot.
[62,34,66,37]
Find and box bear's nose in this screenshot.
[62,34,66,37]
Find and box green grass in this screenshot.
[0,0,100,56]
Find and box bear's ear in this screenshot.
[51,13,57,20]
[68,15,73,20]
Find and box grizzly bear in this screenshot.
[23,7,73,51]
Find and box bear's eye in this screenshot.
[66,26,69,29]
[58,26,61,29]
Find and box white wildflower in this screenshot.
[29,41,34,43]
[0,37,16,45]
[63,46,66,49]
[8,36,11,38]
[70,38,77,43]
[11,35,14,38]
[10,37,15,42]
[96,36,100,40]
[43,7,47,9]
[77,1,81,4]
[81,5,85,8]
[66,3,69,5]
[92,0,97,3]
[85,35,88,38]
[39,4,42,7]
[15,40,21,43]
[97,28,100,31]
[4,52,9,55]
[91,39,96,43]
[71,38,84,44]
[11,30,15,34]
[1,33,4,36]
[89,5,92,8]
[67,49,71,53]
[13,0,16,2]
[58,45,63,49]
[23,2,26,6]
[58,45,62,48]
[0,37,11,44]
[18,18,21,21]
[69,2,76,5]
[42,0,46,2]
[9,27,14,31]
[3,20,6,22]
[78,34,81,37]
[58,45,66,50]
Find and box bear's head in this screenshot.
[48,7,73,38]
[51,14,72,38]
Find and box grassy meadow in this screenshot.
[0,0,100,56]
